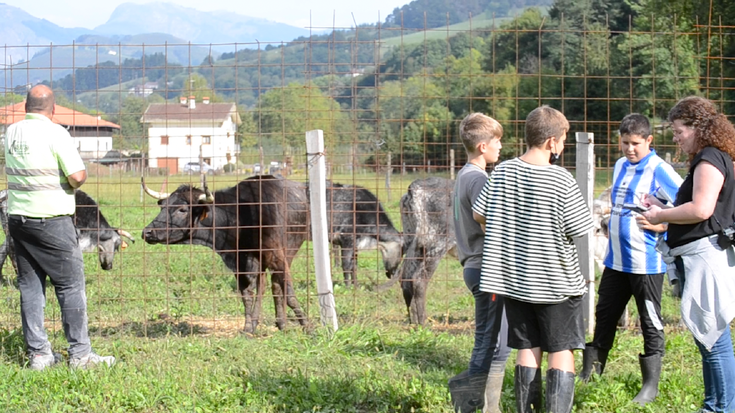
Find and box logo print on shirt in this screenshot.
[8,139,29,156]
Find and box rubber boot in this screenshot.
[632,353,661,406]
[545,368,576,413]
[449,370,487,413]
[514,365,542,413]
[482,363,505,413]
[580,344,609,383]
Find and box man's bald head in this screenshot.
[25,85,55,116]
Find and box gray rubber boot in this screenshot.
[632,353,661,406]
[482,363,505,413]
[514,365,542,413]
[449,370,487,413]
[545,368,576,413]
[580,344,609,383]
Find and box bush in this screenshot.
[223,163,236,173]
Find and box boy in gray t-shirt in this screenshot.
[448,113,510,413]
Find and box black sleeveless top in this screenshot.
[667,146,735,248]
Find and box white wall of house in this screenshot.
[147,119,238,170]
[74,136,113,159]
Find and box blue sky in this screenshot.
[5,0,406,30]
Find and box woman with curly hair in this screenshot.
[643,96,735,412]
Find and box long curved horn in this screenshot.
[199,175,215,203]
[117,229,136,243]
[141,177,170,200]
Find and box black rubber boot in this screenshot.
[545,368,576,413]
[632,353,661,406]
[514,365,542,413]
[449,370,487,413]
[580,344,609,383]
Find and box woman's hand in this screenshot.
[636,215,668,232]
[642,205,664,225]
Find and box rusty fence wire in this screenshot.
[0,13,733,337]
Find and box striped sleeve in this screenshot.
[653,162,683,204]
[563,176,595,238]
[472,173,493,217]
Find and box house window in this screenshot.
[161,135,169,145]
[202,136,211,144]
[186,135,192,145]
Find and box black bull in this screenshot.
[141,175,309,333]
[141,175,403,333]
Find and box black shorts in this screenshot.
[504,295,585,353]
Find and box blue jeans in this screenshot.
[9,215,91,359]
[694,325,735,412]
[464,267,511,374]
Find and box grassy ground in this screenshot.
[0,171,724,412]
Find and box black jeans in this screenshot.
[9,215,91,358]
[590,267,665,356]
[464,267,511,374]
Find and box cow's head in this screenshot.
[83,229,135,270]
[141,178,215,244]
[378,240,403,278]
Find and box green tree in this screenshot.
[257,83,349,149]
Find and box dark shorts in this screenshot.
[505,295,585,353]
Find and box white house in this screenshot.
[141,97,241,174]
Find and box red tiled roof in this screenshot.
[0,102,121,129]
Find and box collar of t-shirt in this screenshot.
[24,113,51,122]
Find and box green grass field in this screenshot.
[0,171,724,412]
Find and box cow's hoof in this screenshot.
[275,320,286,331]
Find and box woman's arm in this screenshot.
[643,161,724,225]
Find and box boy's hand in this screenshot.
[641,193,664,208]
[636,215,668,232]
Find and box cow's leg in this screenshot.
[410,251,444,325]
[284,278,308,327]
[236,272,257,334]
[253,265,267,332]
[0,240,7,284]
[270,271,287,331]
[339,236,358,288]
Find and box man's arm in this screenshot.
[67,170,87,189]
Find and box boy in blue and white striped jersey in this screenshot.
[580,114,683,406]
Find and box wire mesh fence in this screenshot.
[0,12,733,338]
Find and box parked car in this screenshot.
[183,162,213,174]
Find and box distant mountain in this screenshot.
[3,33,212,88]
[94,2,312,46]
[0,3,92,64]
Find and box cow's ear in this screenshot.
[193,204,211,223]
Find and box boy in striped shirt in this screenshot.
[472,106,594,413]
[580,114,682,405]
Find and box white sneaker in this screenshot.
[29,352,62,371]
[69,352,116,370]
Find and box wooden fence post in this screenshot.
[575,132,595,335]
[305,130,339,331]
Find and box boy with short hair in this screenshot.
[473,105,594,413]
[448,113,511,413]
[580,114,682,405]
